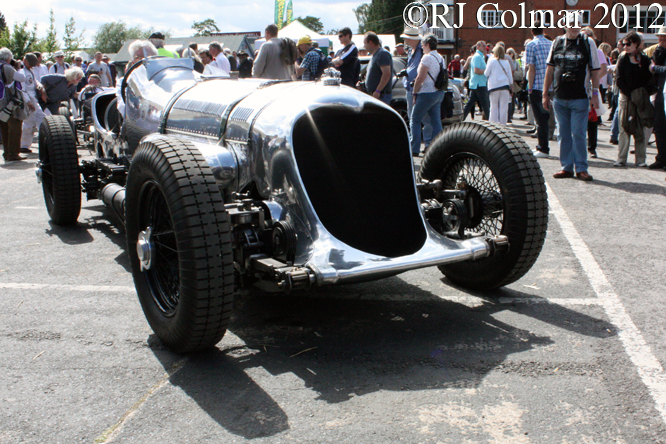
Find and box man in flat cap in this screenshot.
[149,32,180,58]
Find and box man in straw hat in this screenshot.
[49,50,70,74]
[648,25,666,170]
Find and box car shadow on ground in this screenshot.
[45,205,130,270]
[150,276,615,439]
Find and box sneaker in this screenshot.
[526,127,537,134]
[588,149,597,158]
[636,162,648,167]
[613,161,626,167]
[533,150,549,158]
[19,147,32,154]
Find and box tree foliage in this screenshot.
[291,16,324,33]
[356,0,407,38]
[192,19,219,37]
[62,17,85,61]
[93,22,158,54]
[354,4,371,33]
[0,12,7,32]
[1,20,38,59]
[42,8,59,56]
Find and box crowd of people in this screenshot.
[449,16,666,181]
[3,17,666,180]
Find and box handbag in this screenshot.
[0,64,28,121]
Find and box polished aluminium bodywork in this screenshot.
[91,58,498,287]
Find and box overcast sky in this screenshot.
[2,0,367,44]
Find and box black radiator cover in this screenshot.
[292,104,427,258]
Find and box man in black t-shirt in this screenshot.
[543,13,600,181]
[332,27,359,87]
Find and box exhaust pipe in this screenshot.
[101,183,126,228]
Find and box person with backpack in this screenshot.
[48,50,70,74]
[252,24,293,80]
[409,34,446,157]
[543,12,601,181]
[294,36,324,81]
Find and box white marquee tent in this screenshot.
[253,21,331,52]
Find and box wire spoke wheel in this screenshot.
[125,136,234,353]
[420,121,548,290]
[440,154,504,237]
[138,181,180,316]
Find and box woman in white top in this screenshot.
[484,44,513,125]
[410,34,446,156]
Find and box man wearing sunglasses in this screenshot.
[332,27,359,87]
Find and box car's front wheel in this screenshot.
[125,136,235,353]
[420,121,548,290]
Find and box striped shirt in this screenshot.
[525,34,552,91]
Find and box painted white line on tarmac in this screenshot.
[547,182,666,424]
[0,282,135,292]
[497,297,602,306]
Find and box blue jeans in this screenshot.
[553,97,589,173]
[407,89,433,147]
[410,90,444,155]
[379,93,392,105]
[611,105,619,141]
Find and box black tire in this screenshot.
[125,136,234,353]
[392,101,409,128]
[420,121,548,290]
[38,115,81,225]
[58,104,77,143]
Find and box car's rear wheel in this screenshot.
[38,115,81,225]
[420,121,548,290]
[58,103,77,143]
[125,136,234,353]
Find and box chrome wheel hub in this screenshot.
[137,227,154,271]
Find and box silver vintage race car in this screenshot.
[37,57,547,352]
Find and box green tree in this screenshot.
[92,22,159,54]
[3,20,38,58]
[291,16,324,33]
[41,8,59,56]
[62,16,85,61]
[356,0,407,38]
[0,12,7,32]
[192,18,219,37]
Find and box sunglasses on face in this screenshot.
[623,41,632,46]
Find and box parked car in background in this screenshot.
[358,56,463,129]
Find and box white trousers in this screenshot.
[20,100,45,149]
[489,89,511,125]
